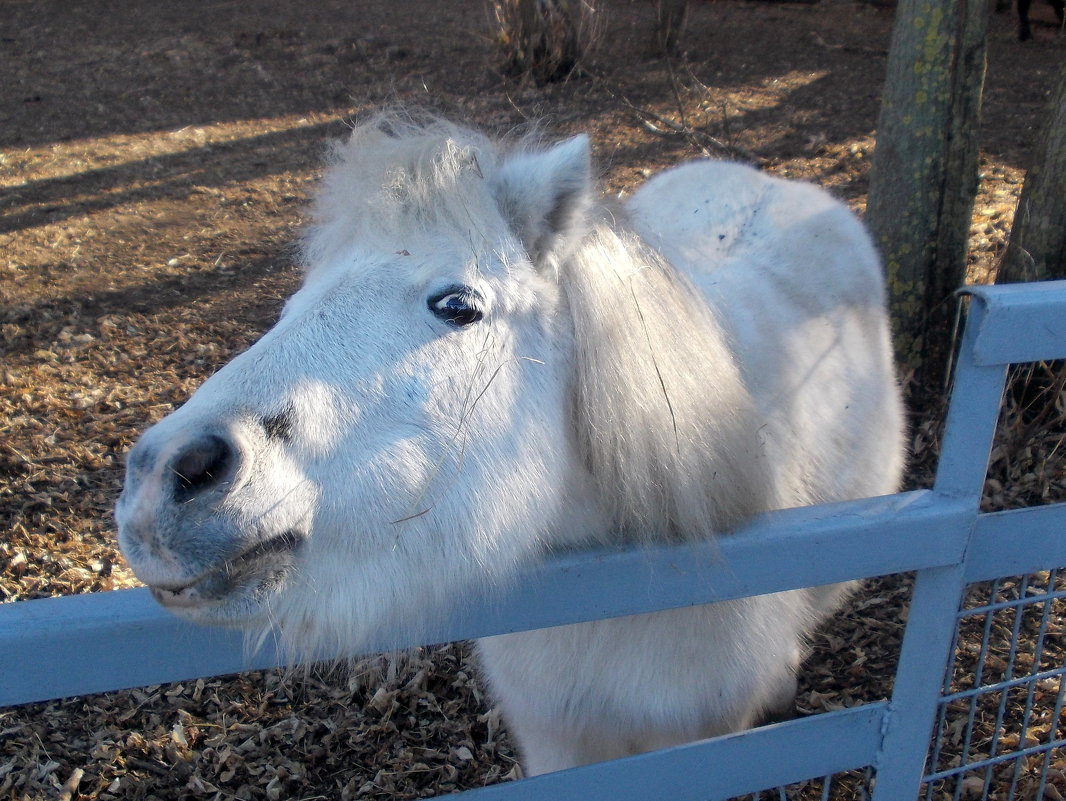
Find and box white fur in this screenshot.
[116,112,904,775]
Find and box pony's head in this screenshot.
[116,114,599,654]
[116,113,768,656]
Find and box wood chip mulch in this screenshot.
[2,0,1064,798]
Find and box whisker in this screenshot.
[393,334,505,534]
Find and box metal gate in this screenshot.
[3,281,1065,800]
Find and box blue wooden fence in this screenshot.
[2,281,1065,800]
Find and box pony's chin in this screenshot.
[149,571,285,627]
[147,538,301,627]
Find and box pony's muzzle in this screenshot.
[122,427,241,511]
[117,425,244,570]
[117,424,268,595]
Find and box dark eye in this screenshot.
[428,287,484,327]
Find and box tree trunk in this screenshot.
[866,0,989,391]
[998,60,1066,283]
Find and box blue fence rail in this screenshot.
[2,281,1065,800]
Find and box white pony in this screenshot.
[116,112,904,775]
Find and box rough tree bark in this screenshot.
[998,60,1066,283]
[866,0,989,391]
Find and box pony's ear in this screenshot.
[493,135,592,267]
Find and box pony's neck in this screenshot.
[560,219,776,544]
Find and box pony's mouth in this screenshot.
[149,530,304,613]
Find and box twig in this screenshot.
[57,768,84,801]
[663,53,691,139]
[810,31,888,56]
[596,74,763,165]
[629,97,763,165]
[125,757,171,777]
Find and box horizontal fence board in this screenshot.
[1,490,971,706]
[460,704,887,801]
[0,589,282,706]
[411,490,971,647]
[965,502,1066,582]
[963,281,1066,366]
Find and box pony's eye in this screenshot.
[428,288,484,327]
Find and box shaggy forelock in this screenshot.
[303,111,540,268]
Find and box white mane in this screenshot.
[563,222,775,540]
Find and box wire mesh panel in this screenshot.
[923,570,1066,801]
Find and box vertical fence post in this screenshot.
[872,295,1008,799]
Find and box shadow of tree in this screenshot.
[2,121,345,236]
[1,250,297,359]
[1,0,498,149]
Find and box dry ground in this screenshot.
[1,0,1064,799]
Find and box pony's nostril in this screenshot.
[172,435,234,503]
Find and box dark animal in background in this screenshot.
[1017,0,1065,40]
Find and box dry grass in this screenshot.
[490,0,603,83]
